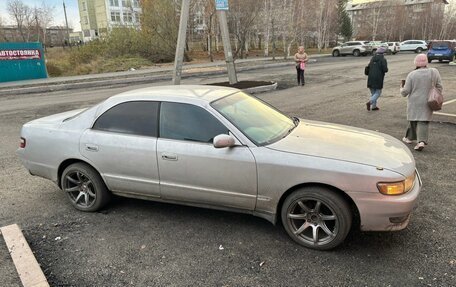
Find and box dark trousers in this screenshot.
[296,66,305,85]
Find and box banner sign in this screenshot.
[0,49,41,60]
[215,0,229,10]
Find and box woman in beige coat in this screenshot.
[400,54,443,151]
[294,46,309,86]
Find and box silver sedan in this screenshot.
[17,85,421,250]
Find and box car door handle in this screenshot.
[161,153,178,161]
[85,144,99,152]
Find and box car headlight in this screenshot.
[377,173,416,196]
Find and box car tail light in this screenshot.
[20,137,26,148]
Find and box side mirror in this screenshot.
[213,134,236,148]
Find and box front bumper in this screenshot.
[348,170,422,231]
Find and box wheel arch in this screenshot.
[57,158,105,189]
[275,182,360,228]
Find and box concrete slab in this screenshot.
[0,224,49,287]
[0,232,21,287]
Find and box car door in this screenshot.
[401,41,411,51]
[80,101,161,198]
[156,101,257,210]
[340,42,351,54]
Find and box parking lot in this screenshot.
[0,53,455,286]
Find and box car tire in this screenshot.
[353,50,360,57]
[428,59,432,63]
[332,50,340,57]
[61,163,111,212]
[416,47,423,53]
[281,187,352,250]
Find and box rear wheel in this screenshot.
[61,163,111,212]
[332,50,340,57]
[353,50,361,57]
[281,187,352,250]
[415,47,423,53]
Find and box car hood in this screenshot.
[267,120,415,176]
[25,108,86,126]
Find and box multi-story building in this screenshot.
[78,0,142,42]
[346,0,449,41]
[0,25,73,46]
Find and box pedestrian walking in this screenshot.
[294,46,309,86]
[400,53,443,151]
[366,47,388,111]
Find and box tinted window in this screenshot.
[93,101,159,137]
[160,102,228,143]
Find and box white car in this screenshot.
[16,85,422,250]
[400,40,427,53]
[386,42,401,54]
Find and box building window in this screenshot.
[135,12,140,23]
[82,1,87,11]
[123,11,132,23]
[122,0,130,7]
[110,0,119,6]
[84,16,88,25]
[111,12,121,22]
[133,0,139,8]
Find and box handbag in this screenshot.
[300,61,306,70]
[364,65,369,76]
[427,69,443,111]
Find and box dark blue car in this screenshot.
[427,41,456,63]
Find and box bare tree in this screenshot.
[37,1,55,45]
[7,0,33,41]
[229,0,261,59]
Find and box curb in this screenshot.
[0,55,330,96]
[244,82,278,94]
[0,62,291,96]
[0,224,49,287]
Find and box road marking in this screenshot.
[434,112,456,117]
[443,99,456,106]
[0,224,49,287]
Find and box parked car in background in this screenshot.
[332,41,372,57]
[427,40,456,63]
[400,40,428,53]
[16,85,422,250]
[386,42,401,54]
[368,41,387,53]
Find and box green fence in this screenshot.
[0,42,47,83]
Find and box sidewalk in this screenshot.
[0,54,330,95]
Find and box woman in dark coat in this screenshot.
[366,47,388,111]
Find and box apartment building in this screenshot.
[346,0,448,41]
[78,0,142,42]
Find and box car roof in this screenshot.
[108,85,240,104]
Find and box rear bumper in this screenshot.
[428,55,454,61]
[349,171,422,231]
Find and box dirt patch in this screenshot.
[207,80,275,89]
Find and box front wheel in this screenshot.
[332,50,340,57]
[281,187,352,250]
[416,47,423,53]
[61,163,111,212]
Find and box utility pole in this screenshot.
[215,0,237,84]
[172,0,191,85]
[63,0,71,48]
[217,9,237,84]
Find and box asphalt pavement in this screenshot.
[0,53,455,286]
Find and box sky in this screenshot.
[0,0,81,31]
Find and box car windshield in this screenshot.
[211,92,296,146]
